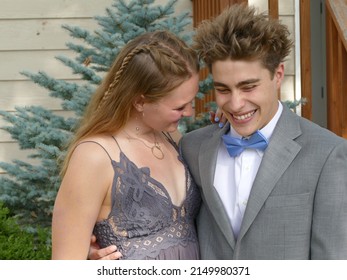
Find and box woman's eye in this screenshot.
[175,106,185,111]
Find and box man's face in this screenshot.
[212,59,284,137]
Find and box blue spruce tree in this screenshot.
[0,0,208,229]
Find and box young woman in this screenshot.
[52,30,201,260]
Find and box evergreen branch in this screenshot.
[21,71,79,101]
[55,55,102,84]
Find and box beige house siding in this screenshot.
[0,0,192,173]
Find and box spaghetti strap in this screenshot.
[162,132,178,150]
[77,141,113,161]
[111,136,122,152]
[162,132,174,142]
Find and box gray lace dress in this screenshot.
[92,136,201,260]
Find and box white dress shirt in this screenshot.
[214,102,283,238]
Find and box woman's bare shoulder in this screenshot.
[73,135,119,162]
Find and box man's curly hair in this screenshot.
[193,3,293,77]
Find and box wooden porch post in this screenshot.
[299,0,312,120]
[268,0,279,19]
[326,0,347,138]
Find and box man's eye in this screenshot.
[214,88,229,94]
[242,85,256,91]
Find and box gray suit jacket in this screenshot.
[181,105,347,259]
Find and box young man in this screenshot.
[180,4,347,259]
[89,4,347,260]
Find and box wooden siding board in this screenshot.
[279,0,294,15]
[0,0,114,19]
[0,80,64,111]
[0,50,83,81]
[249,0,267,13]
[0,18,101,51]
[280,75,295,102]
[0,79,87,111]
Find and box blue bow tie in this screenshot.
[222,130,268,157]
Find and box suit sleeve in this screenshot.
[311,140,347,259]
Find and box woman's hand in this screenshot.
[88,235,122,260]
[210,107,227,128]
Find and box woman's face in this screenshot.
[142,73,199,132]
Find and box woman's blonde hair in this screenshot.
[60,30,199,176]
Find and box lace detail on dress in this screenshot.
[93,152,201,260]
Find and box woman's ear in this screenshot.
[133,95,145,112]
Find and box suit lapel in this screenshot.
[238,106,302,241]
[199,124,236,249]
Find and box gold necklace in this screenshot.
[124,131,164,160]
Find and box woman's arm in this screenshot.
[52,142,113,259]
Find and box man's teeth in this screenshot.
[233,111,255,120]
